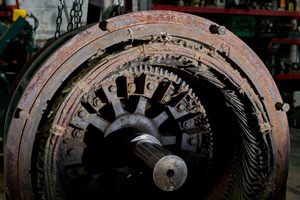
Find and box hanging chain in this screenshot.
[67,0,83,31]
[55,0,64,39]
[67,0,77,31]
[55,0,84,38]
[77,0,83,28]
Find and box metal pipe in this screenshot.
[130,134,188,192]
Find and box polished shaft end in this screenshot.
[153,155,188,191]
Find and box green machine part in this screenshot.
[0,17,30,138]
[0,16,29,56]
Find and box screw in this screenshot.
[147,82,155,91]
[209,24,226,35]
[109,85,117,93]
[19,109,29,119]
[128,83,136,93]
[275,102,290,112]
[78,110,87,118]
[178,104,186,112]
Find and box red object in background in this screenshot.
[4,0,19,20]
[276,74,300,80]
[5,0,19,11]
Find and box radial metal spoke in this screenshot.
[152,111,168,127]
[111,99,126,118]
[134,96,147,115]
[161,135,177,145]
[89,114,110,133]
[72,105,110,133]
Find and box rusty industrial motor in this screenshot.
[3,11,289,200]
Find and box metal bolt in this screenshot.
[68,149,77,157]
[168,89,174,95]
[275,102,290,112]
[209,24,226,35]
[106,22,116,31]
[128,83,136,93]
[99,21,116,31]
[163,95,171,102]
[188,137,198,146]
[19,109,29,119]
[73,130,83,138]
[78,110,87,118]
[93,98,101,107]
[147,82,155,91]
[109,85,117,93]
[178,104,186,112]
[183,120,195,129]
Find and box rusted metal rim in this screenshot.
[4,11,288,200]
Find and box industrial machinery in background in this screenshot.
[2,4,290,200]
[0,0,39,138]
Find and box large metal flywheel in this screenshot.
[3,11,289,200]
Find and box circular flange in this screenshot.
[3,10,289,200]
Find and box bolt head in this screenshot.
[281,103,290,112]
[188,137,198,146]
[78,110,87,118]
[275,102,290,112]
[19,109,29,119]
[93,98,101,107]
[209,24,226,35]
[74,130,83,138]
[109,85,117,93]
[147,82,155,91]
[128,83,136,92]
[178,104,186,112]
[183,120,195,129]
[68,149,77,157]
[163,95,171,102]
[217,26,226,35]
[106,22,116,31]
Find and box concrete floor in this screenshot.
[0,129,299,200]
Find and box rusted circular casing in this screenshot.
[3,11,289,200]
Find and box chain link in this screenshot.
[67,0,84,31]
[55,0,64,39]
[55,0,84,38]
[77,0,83,27]
[67,0,77,31]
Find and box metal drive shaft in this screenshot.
[131,134,188,191]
